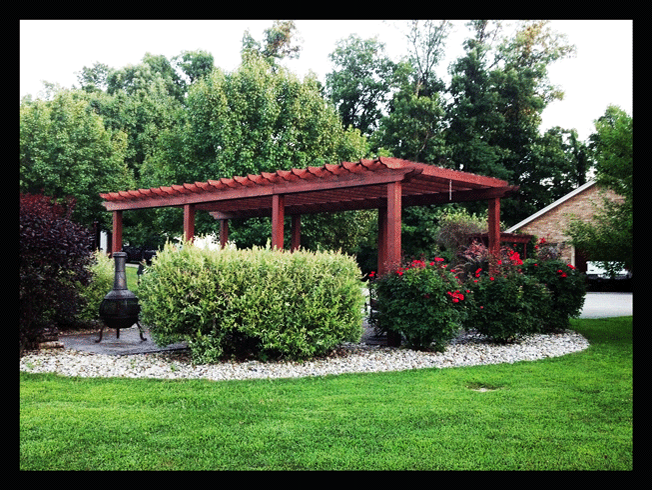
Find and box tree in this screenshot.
[371,20,451,162]
[445,22,508,179]
[405,20,452,97]
[141,55,370,251]
[241,20,302,69]
[566,106,633,272]
[372,89,447,163]
[107,52,186,102]
[444,20,578,224]
[173,50,214,84]
[87,54,186,184]
[19,89,134,228]
[326,35,404,136]
[75,62,111,93]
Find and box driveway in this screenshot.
[579,292,633,319]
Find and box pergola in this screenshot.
[100,157,519,275]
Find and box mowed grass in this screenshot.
[20,316,632,471]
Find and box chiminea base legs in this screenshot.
[95,322,147,343]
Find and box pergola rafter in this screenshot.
[100,157,518,274]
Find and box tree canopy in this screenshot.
[566,106,633,272]
[21,20,628,268]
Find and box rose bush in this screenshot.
[461,240,586,341]
[520,259,586,331]
[370,258,467,352]
[462,251,551,342]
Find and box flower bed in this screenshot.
[371,239,586,350]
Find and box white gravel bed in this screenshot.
[20,329,590,382]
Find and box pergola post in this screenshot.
[488,198,500,258]
[385,181,403,347]
[377,182,402,275]
[271,194,285,250]
[183,204,195,243]
[291,215,301,252]
[377,208,387,275]
[112,210,123,255]
[219,219,229,249]
[386,182,402,272]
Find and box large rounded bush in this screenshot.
[372,258,467,351]
[138,242,365,363]
[521,259,586,331]
[463,267,551,343]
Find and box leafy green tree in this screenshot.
[142,55,369,250]
[19,89,134,228]
[405,20,452,97]
[445,21,509,179]
[444,20,579,224]
[241,20,302,69]
[371,20,451,162]
[107,52,186,102]
[75,62,111,93]
[172,50,214,84]
[566,106,633,272]
[372,89,447,163]
[86,55,186,184]
[326,35,404,136]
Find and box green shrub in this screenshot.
[462,245,586,341]
[521,258,586,331]
[76,250,114,322]
[371,258,467,351]
[138,242,365,363]
[463,260,551,343]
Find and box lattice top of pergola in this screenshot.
[100,157,517,217]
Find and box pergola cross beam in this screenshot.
[100,157,518,274]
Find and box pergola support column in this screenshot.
[271,194,285,250]
[488,197,501,260]
[219,219,229,249]
[386,182,402,272]
[183,204,195,243]
[377,209,387,275]
[291,215,301,252]
[112,210,123,255]
[380,182,403,347]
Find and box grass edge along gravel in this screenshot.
[20,316,632,471]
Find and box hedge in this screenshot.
[138,242,365,363]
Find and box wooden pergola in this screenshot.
[100,157,518,275]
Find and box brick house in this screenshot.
[505,180,624,273]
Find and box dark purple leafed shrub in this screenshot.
[19,193,94,353]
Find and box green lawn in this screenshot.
[20,316,632,471]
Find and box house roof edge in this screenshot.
[505,180,597,233]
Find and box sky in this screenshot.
[20,19,632,142]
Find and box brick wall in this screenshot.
[517,183,623,265]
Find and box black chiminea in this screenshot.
[97,252,147,343]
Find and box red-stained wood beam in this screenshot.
[386,182,402,273]
[271,194,285,250]
[219,219,229,249]
[112,210,123,255]
[183,204,195,243]
[291,215,301,252]
[488,198,501,259]
[101,168,414,212]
